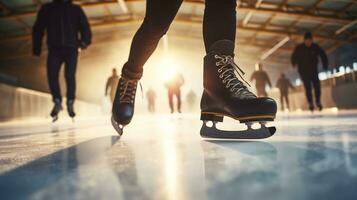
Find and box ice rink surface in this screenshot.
[0,111,357,200]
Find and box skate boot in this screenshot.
[67,100,76,121]
[111,76,139,135]
[200,40,277,139]
[51,99,62,122]
[316,102,323,111]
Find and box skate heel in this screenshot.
[200,113,224,122]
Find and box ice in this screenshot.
[0,111,357,200]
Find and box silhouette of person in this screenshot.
[250,63,272,97]
[276,73,295,111]
[291,32,328,111]
[105,68,119,103]
[186,90,197,112]
[32,0,92,118]
[146,88,157,113]
[164,73,184,113]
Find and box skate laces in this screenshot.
[118,77,142,103]
[215,55,256,98]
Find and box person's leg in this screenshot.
[312,74,321,106]
[302,77,313,108]
[63,47,78,101]
[122,0,183,79]
[176,89,182,113]
[280,94,284,111]
[285,94,290,110]
[63,47,79,118]
[47,47,63,102]
[203,0,237,52]
[168,90,174,113]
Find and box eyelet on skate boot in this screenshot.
[200,40,277,140]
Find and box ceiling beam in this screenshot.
[260,36,290,60]
[1,14,353,44]
[0,0,353,25]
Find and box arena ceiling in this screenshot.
[0,0,356,67]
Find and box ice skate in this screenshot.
[111,76,139,136]
[316,103,323,111]
[67,100,76,122]
[50,99,62,123]
[200,40,277,140]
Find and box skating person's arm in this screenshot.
[179,74,184,86]
[315,44,329,70]
[291,45,300,68]
[32,5,48,56]
[78,6,92,49]
[288,80,295,91]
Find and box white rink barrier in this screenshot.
[0,83,101,120]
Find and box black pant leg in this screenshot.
[312,74,321,104]
[47,48,63,102]
[63,47,78,101]
[203,0,237,52]
[302,77,313,105]
[285,94,290,109]
[122,0,183,79]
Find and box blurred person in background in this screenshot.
[276,73,295,111]
[250,63,272,97]
[146,87,157,113]
[105,68,119,103]
[291,32,328,112]
[164,72,184,113]
[186,90,197,112]
[32,0,92,121]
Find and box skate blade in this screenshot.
[200,121,276,140]
[111,116,123,136]
[52,116,58,123]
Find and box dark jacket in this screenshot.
[32,0,92,55]
[291,43,328,76]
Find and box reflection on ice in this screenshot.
[0,112,357,199]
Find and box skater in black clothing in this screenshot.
[105,68,120,103]
[250,63,272,97]
[291,32,328,112]
[164,73,184,113]
[32,0,92,121]
[276,73,295,111]
[112,0,277,138]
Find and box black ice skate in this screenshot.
[67,100,76,122]
[316,103,323,111]
[200,40,277,139]
[51,99,62,122]
[111,76,139,135]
